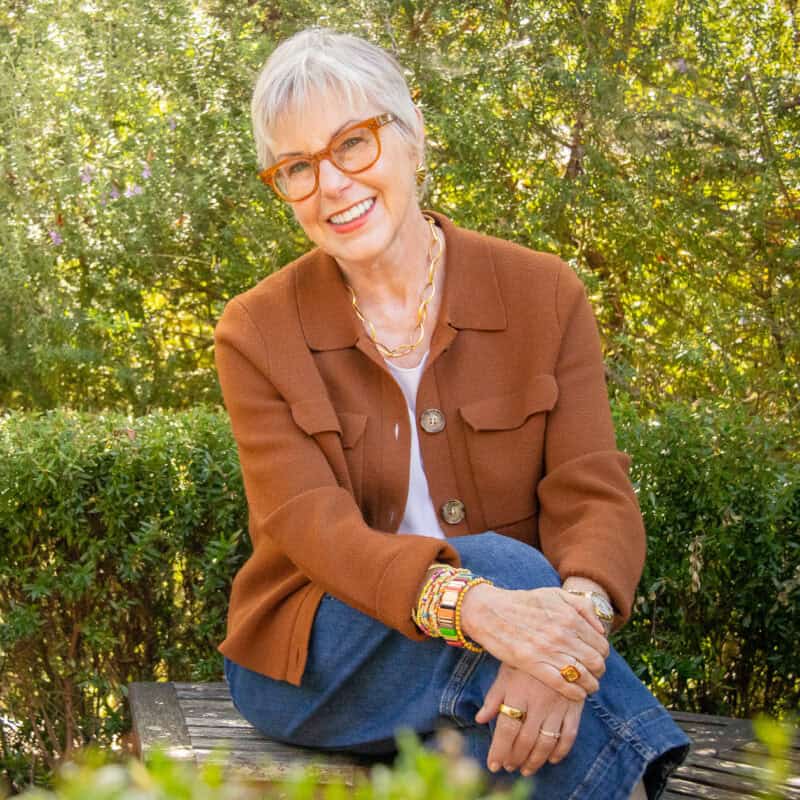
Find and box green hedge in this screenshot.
[1,402,798,792]
[612,400,800,718]
[0,408,247,792]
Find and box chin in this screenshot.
[327,227,390,262]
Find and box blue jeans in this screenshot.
[224,533,690,799]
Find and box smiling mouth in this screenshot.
[328,197,375,225]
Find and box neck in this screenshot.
[337,209,439,312]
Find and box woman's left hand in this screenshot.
[475,662,585,776]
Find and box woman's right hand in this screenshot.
[460,583,609,701]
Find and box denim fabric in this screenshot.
[224,532,690,799]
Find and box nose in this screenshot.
[317,157,351,196]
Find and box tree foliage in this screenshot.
[0,0,797,416]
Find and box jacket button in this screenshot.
[420,408,446,434]
[440,499,465,525]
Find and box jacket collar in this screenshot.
[297,210,507,352]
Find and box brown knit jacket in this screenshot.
[214,211,645,686]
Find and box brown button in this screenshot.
[420,408,446,434]
[440,499,465,525]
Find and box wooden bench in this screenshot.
[128,681,800,798]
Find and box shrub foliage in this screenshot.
[0,408,246,790]
[613,399,800,718]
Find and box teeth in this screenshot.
[329,198,374,225]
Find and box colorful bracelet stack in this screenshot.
[412,563,492,653]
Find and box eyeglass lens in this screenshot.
[273,125,379,201]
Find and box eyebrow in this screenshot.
[275,118,359,160]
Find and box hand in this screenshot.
[475,663,585,776]
[461,583,609,701]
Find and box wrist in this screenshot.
[562,579,615,637]
[459,582,496,641]
[562,576,611,604]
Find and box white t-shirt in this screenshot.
[384,353,446,540]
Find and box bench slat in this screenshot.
[128,682,194,763]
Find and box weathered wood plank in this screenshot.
[684,750,800,790]
[191,747,371,784]
[128,682,195,764]
[662,775,760,799]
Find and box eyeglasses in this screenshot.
[258,113,396,202]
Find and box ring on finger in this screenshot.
[539,728,561,739]
[498,703,527,723]
[559,661,582,683]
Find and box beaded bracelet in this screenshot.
[412,564,452,636]
[412,565,472,637]
[454,577,492,652]
[436,572,492,653]
[416,567,473,637]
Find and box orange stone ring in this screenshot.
[560,663,582,683]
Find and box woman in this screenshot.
[216,27,690,799]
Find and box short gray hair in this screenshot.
[251,28,424,170]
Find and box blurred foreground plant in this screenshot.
[7,729,530,800]
[753,714,798,800]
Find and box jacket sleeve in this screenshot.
[214,297,461,638]
[536,264,646,624]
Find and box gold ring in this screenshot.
[498,703,527,723]
[560,664,581,683]
[539,728,561,739]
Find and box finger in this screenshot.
[563,634,609,679]
[549,701,584,764]
[526,661,587,702]
[487,706,526,772]
[560,592,606,636]
[476,676,506,724]
[554,654,601,695]
[507,714,544,772]
[521,713,563,775]
[562,595,611,657]
[567,619,610,665]
[533,658,599,698]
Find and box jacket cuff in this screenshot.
[375,535,462,638]
[537,449,646,622]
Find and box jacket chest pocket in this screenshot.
[290,402,368,505]
[337,412,368,507]
[459,374,558,528]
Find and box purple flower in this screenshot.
[49,230,63,245]
[110,186,121,200]
[141,165,152,180]
[79,165,94,184]
[674,58,688,74]
[124,184,143,197]
[167,117,177,130]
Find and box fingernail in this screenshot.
[504,765,513,772]
[489,762,499,773]
[521,768,532,777]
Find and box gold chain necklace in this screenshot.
[347,215,443,359]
